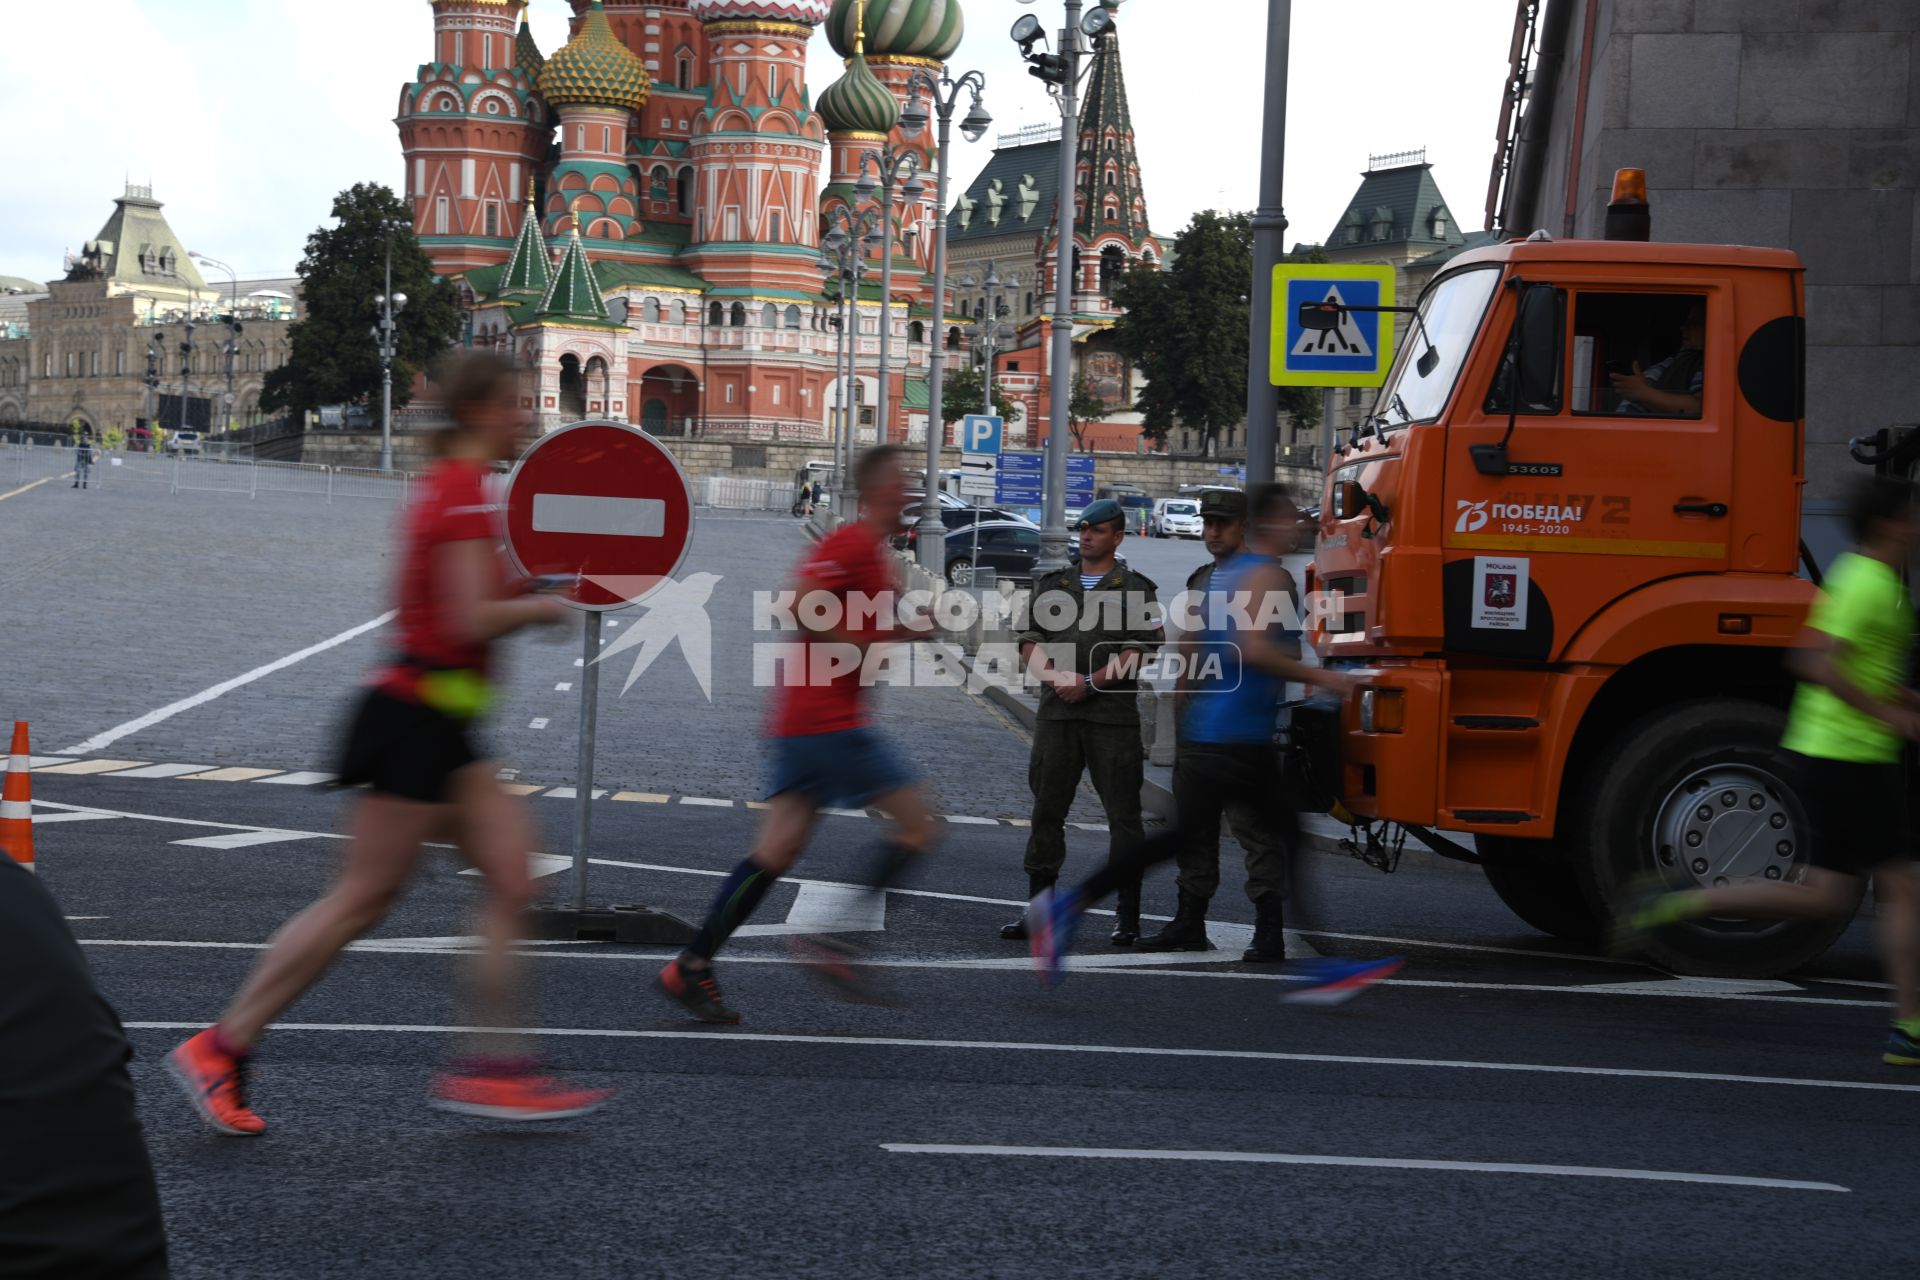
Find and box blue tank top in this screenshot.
[1181,551,1295,744]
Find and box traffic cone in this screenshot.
[1,722,33,873]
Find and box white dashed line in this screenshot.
[556,683,573,692]
[256,772,336,786]
[944,815,1000,826]
[529,718,550,730]
[680,797,733,807]
[542,787,608,800]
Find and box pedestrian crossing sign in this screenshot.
[1270,263,1397,387]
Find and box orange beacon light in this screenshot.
[1605,167,1650,241]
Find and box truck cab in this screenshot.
[1305,225,1834,976]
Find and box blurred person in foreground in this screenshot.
[1026,484,1403,1001]
[655,445,940,1022]
[1619,476,1920,1065]
[167,350,611,1132]
[0,858,168,1277]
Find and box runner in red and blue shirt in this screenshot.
[658,445,939,1022]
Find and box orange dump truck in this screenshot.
[1297,175,1860,977]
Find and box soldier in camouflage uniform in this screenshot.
[1001,499,1163,945]
[1138,487,1296,962]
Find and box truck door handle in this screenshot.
[1673,502,1729,518]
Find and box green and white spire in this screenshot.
[537,211,614,325]
[499,182,553,295]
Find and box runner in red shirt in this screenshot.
[658,444,938,1022]
[168,351,611,1132]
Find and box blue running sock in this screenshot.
[686,859,779,962]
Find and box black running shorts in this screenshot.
[334,687,482,804]
[1781,749,1913,876]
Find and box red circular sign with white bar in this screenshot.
[502,420,694,611]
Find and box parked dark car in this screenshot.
[947,521,1123,586]
[893,504,1034,550]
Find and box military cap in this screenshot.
[1074,498,1127,529]
[1199,488,1246,520]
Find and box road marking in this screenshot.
[681,797,733,807]
[27,756,74,768]
[821,807,869,819]
[33,759,148,775]
[556,683,573,692]
[573,658,585,668]
[611,792,670,803]
[542,787,607,800]
[500,784,543,796]
[945,815,999,826]
[532,493,665,538]
[183,767,282,783]
[170,830,315,850]
[1583,977,1802,996]
[877,1144,1848,1193]
[104,763,215,779]
[112,1020,1920,1095]
[28,810,121,825]
[59,611,396,755]
[0,474,62,502]
[529,718,550,730]
[256,771,335,786]
[738,882,886,937]
[460,852,572,880]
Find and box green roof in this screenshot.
[536,228,617,326]
[948,142,1058,245]
[592,261,709,292]
[497,206,553,296]
[1327,160,1466,253]
[903,379,930,410]
[77,186,208,291]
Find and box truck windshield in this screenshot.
[1376,266,1500,431]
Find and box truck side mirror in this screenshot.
[1516,283,1561,408]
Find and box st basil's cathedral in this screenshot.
[396,0,1158,447]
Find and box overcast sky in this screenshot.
[0,0,1515,283]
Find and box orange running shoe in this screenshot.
[429,1069,612,1121]
[167,1029,266,1136]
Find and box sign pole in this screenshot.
[1244,0,1292,491]
[572,610,601,911]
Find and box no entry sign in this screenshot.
[502,419,694,611]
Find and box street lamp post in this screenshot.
[904,67,992,574]
[819,206,880,509]
[142,337,161,444]
[1242,0,1292,490]
[853,142,926,460]
[963,263,1018,411]
[1013,0,1120,572]
[191,252,242,434]
[372,227,408,473]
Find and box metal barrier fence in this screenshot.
[700,475,801,512]
[5,441,417,503]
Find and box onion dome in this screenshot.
[817,50,900,135]
[515,17,545,82]
[537,2,651,113]
[825,0,964,62]
[686,0,831,24]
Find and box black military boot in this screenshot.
[1111,876,1142,947]
[1001,875,1054,940]
[1241,896,1286,963]
[1137,891,1215,952]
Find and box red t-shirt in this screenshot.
[378,458,510,702]
[769,521,898,738]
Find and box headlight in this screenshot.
[1359,688,1404,733]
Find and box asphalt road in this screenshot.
[3,470,1915,1278]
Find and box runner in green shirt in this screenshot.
[1620,476,1920,1066]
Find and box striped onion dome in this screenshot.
[537,2,651,112]
[825,0,964,62]
[817,50,900,135]
[686,0,832,24]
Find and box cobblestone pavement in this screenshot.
[0,473,1098,823]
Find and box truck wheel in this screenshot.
[1575,699,1859,978]
[1477,836,1602,942]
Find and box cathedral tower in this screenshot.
[537,2,652,247]
[396,0,550,273]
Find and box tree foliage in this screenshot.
[1110,212,1325,451]
[939,365,1020,425]
[263,183,463,420]
[1066,374,1107,451]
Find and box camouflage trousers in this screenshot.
[1023,719,1144,883]
[1171,737,1294,906]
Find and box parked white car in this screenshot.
[166,430,203,456]
[1152,497,1202,538]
